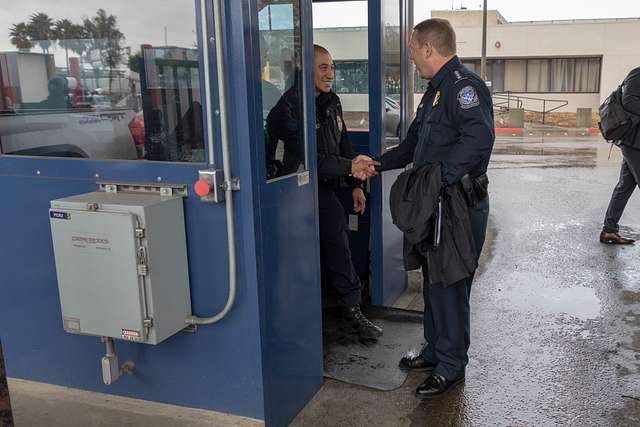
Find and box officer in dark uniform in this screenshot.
[376,19,494,398]
[266,45,382,341]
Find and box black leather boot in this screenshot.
[342,305,383,340]
[415,374,465,399]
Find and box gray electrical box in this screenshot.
[49,191,192,345]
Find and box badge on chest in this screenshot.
[433,90,441,107]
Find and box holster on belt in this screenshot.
[460,173,489,207]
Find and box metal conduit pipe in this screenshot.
[187,0,237,325]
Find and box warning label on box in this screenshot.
[121,328,142,341]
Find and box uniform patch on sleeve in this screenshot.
[457,85,480,109]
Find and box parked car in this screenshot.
[0,107,138,160]
[384,96,401,137]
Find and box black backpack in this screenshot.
[598,85,634,143]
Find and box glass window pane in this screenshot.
[313,1,368,131]
[551,58,575,92]
[383,0,401,145]
[574,58,590,92]
[334,61,368,94]
[462,61,477,73]
[587,58,600,93]
[261,1,306,180]
[414,68,429,94]
[575,57,600,93]
[0,2,205,162]
[526,59,550,92]
[489,59,505,92]
[505,59,526,92]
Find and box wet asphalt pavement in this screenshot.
[292,136,640,426]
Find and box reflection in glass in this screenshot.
[383,0,401,146]
[0,3,204,162]
[260,1,306,180]
[312,1,369,131]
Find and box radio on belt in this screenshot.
[49,191,192,345]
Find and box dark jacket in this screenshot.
[377,56,494,185]
[390,163,477,286]
[621,67,640,149]
[266,86,304,178]
[266,89,360,188]
[315,91,361,189]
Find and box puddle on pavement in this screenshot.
[500,272,602,320]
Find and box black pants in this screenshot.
[421,196,490,381]
[603,145,640,233]
[319,187,362,306]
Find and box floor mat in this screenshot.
[323,306,424,391]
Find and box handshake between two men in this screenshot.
[351,155,380,181]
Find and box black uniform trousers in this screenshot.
[421,196,490,381]
[603,145,640,233]
[318,186,362,307]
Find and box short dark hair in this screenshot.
[314,44,330,56]
[413,18,456,56]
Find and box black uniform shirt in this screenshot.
[378,56,494,185]
[266,89,360,188]
[315,91,361,189]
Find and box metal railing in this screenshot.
[492,91,569,124]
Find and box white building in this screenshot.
[314,9,640,116]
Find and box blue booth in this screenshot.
[0,0,415,425]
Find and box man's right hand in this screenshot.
[351,155,380,181]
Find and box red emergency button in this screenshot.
[194,179,212,197]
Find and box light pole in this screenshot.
[480,0,488,81]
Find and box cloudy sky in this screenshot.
[0,0,199,53]
[313,0,640,28]
[2,0,639,54]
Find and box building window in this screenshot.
[414,68,429,93]
[489,59,505,92]
[505,60,527,92]
[334,60,368,94]
[410,57,600,95]
[500,57,600,94]
[575,58,600,93]
[526,59,550,92]
[550,58,575,92]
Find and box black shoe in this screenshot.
[342,305,383,340]
[398,353,436,373]
[415,374,464,400]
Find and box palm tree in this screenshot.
[26,12,54,54]
[9,23,32,51]
[67,24,91,98]
[52,19,76,73]
[84,9,125,94]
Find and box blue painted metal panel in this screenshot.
[367,1,387,306]
[367,1,407,307]
[244,0,324,425]
[0,170,265,418]
[0,0,267,421]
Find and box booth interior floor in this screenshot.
[322,306,424,391]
